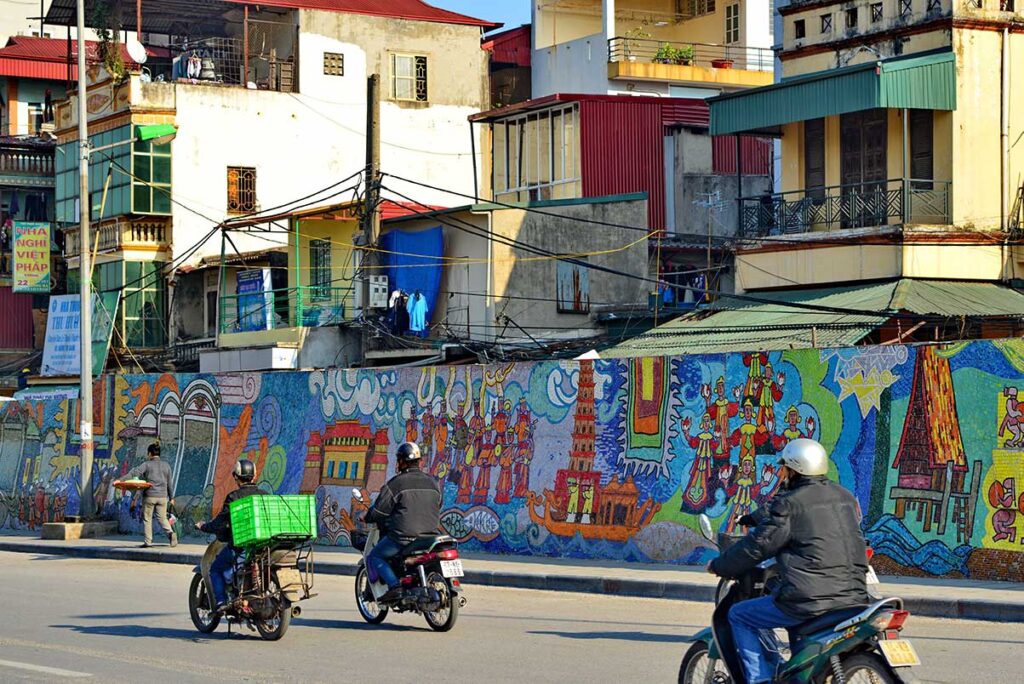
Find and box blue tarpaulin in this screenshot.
[380,227,444,334]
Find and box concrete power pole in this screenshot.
[361,74,381,364]
[77,0,95,520]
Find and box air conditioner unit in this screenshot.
[369,276,389,308]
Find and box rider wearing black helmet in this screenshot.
[194,459,268,611]
[365,441,442,603]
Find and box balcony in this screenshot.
[0,140,55,188]
[218,286,353,335]
[608,38,774,90]
[64,218,170,257]
[739,179,952,238]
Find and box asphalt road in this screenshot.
[0,551,1017,683]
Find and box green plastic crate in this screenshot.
[229,494,317,548]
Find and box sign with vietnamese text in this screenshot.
[12,221,51,293]
[236,269,274,332]
[41,292,120,377]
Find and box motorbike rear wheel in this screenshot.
[254,575,291,641]
[423,570,459,632]
[833,653,897,684]
[679,641,731,684]
[188,573,221,634]
[354,566,388,624]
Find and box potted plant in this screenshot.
[675,44,695,65]
[712,47,734,69]
[653,43,675,64]
[623,27,651,62]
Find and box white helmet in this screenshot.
[779,438,829,476]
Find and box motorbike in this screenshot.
[679,514,919,684]
[349,492,466,632]
[188,537,315,641]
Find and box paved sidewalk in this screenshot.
[3,533,1022,622]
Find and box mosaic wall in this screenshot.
[4,339,1024,581]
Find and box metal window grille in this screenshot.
[391,54,429,102]
[927,0,942,11]
[310,239,331,301]
[967,0,982,7]
[227,167,257,214]
[899,0,912,16]
[821,14,833,33]
[323,52,344,76]
[871,2,884,21]
[688,0,717,16]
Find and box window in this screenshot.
[845,8,859,28]
[27,103,43,134]
[927,0,942,11]
[804,118,826,199]
[391,54,428,102]
[133,132,172,215]
[206,290,217,337]
[492,104,581,204]
[689,0,717,16]
[899,0,912,17]
[910,109,934,188]
[326,461,335,478]
[122,261,167,349]
[56,125,133,223]
[821,14,833,33]
[871,2,884,21]
[227,166,257,215]
[794,19,806,39]
[310,239,331,301]
[350,462,358,480]
[725,4,741,44]
[323,51,344,76]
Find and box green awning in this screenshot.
[600,279,1024,358]
[709,51,957,136]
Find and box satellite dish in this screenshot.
[126,38,148,65]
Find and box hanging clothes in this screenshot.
[9,192,20,219]
[407,291,427,335]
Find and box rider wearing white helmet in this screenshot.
[708,438,869,683]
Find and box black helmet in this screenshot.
[233,459,256,482]
[396,442,422,464]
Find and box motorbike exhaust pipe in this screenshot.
[458,596,467,608]
[291,605,302,618]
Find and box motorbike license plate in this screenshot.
[879,639,920,667]
[866,566,880,585]
[440,559,464,578]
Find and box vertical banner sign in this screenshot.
[12,221,51,293]
[237,268,274,332]
[41,292,120,377]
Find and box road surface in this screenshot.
[0,551,1015,682]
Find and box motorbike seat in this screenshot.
[399,535,442,556]
[788,606,867,650]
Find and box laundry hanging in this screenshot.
[379,226,444,335]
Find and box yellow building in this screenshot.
[202,202,363,371]
[709,0,1024,292]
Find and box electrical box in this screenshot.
[369,276,389,308]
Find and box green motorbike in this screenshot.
[679,515,920,684]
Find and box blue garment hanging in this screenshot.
[380,226,443,334]
[407,292,428,335]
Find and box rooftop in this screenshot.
[0,36,167,81]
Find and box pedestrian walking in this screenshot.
[125,443,178,548]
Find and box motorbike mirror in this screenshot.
[698,514,715,544]
[351,489,363,502]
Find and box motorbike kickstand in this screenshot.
[828,655,846,684]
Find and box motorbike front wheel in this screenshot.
[679,641,731,684]
[188,573,221,634]
[833,652,898,684]
[354,565,389,624]
[255,575,292,641]
[423,570,459,632]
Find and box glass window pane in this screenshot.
[125,261,141,284]
[153,156,171,184]
[394,55,413,77]
[135,154,152,182]
[153,190,171,214]
[133,184,151,213]
[124,291,142,319]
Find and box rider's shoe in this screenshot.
[379,586,404,604]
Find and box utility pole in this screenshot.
[694,191,721,304]
[360,74,381,363]
[77,0,95,519]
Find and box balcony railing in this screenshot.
[0,143,55,181]
[608,37,773,72]
[170,24,297,93]
[172,337,216,365]
[219,286,352,334]
[64,220,170,257]
[739,179,952,238]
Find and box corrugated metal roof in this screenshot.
[482,25,531,67]
[0,36,167,81]
[0,286,34,350]
[601,279,1024,358]
[709,50,957,136]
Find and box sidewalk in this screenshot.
[2,532,1022,623]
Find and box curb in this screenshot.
[1,540,1017,623]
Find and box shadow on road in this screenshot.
[295,617,421,632]
[527,629,692,643]
[51,624,219,641]
[73,613,176,620]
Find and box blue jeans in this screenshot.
[728,595,802,683]
[209,545,236,606]
[367,536,402,589]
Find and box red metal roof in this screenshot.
[482,25,531,67]
[380,200,447,220]
[0,36,168,81]
[471,93,710,126]
[223,0,500,28]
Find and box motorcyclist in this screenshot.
[194,459,267,612]
[707,438,869,683]
[365,441,442,603]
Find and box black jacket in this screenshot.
[200,483,267,546]
[366,467,442,544]
[710,476,870,620]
